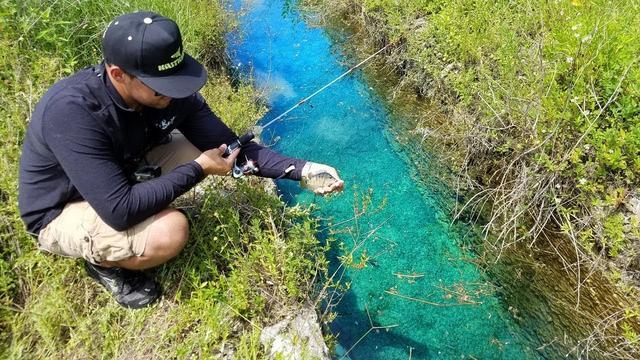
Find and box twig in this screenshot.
[339,305,399,359]
[384,289,480,307]
[224,302,263,332]
[393,272,425,279]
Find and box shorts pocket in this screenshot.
[85,213,136,263]
[38,222,86,259]
[81,206,108,264]
[37,202,103,264]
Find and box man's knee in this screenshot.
[145,209,189,259]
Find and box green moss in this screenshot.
[603,213,626,257]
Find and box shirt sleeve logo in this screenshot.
[157,116,176,130]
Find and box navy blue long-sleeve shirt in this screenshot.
[19,63,306,234]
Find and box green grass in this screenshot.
[1,0,326,358]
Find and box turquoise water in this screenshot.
[229,1,531,358]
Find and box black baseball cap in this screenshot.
[102,11,207,98]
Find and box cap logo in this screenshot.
[158,47,184,71]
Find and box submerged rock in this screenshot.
[260,307,330,360]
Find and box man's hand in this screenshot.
[194,144,240,176]
[301,162,345,195]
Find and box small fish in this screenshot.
[301,171,337,191]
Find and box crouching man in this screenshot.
[18,11,343,309]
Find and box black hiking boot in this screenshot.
[85,261,160,309]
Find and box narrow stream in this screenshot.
[229,1,534,358]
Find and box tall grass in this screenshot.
[1,0,326,358]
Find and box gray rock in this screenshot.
[624,195,640,217]
[260,307,330,360]
[440,63,460,78]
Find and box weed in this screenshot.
[1,0,327,358]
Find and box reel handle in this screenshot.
[222,131,255,158]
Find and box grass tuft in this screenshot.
[1,0,326,358]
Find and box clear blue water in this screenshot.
[228,1,531,358]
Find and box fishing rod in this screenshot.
[223,43,391,166]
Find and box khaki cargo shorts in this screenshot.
[38,201,154,264]
[37,131,201,264]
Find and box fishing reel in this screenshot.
[232,158,259,178]
[222,126,262,178]
[222,126,263,158]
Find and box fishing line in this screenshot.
[261,42,392,130]
[223,42,394,161]
[224,37,404,181]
